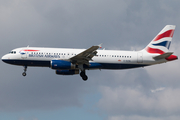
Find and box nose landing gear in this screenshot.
[22,66,27,76]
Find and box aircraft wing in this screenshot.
[70,44,102,65]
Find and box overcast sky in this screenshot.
[0,0,180,120]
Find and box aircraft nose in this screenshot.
[1,54,8,62]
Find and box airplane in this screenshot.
[1,25,178,81]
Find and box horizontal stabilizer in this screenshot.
[153,52,173,60]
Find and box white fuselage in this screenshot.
[2,47,167,70]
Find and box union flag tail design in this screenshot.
[145,25,176,54]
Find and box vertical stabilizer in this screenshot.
[144,25,176,54]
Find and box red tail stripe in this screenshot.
[153,29,174,41]
[23,49,40,51]
[146,47,165,54]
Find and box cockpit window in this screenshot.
[9,51,16,54]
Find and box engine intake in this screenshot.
[51,60,75,69]
[56,69,79,75]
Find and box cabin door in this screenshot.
[137,52,143,63]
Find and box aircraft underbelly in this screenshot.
[2,59,50,67]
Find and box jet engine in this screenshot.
[56,69,79,75]
[51,60,76,69]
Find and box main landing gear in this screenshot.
[22,66,27,76]
[78,64,88,81]
[80,71,88,81]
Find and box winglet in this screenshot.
[98,43,103,48]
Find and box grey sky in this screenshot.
[0,0,180,120]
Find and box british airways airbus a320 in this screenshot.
[2,25,178,81]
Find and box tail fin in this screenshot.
[144,25,176,54]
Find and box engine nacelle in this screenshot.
[56,69,79,75]
[51,60,75,69]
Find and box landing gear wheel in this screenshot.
[80,71,88,81]
[22,66,27,77]
[82,75,88,81]
[22,72,26,76]
[80,72,85,77]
